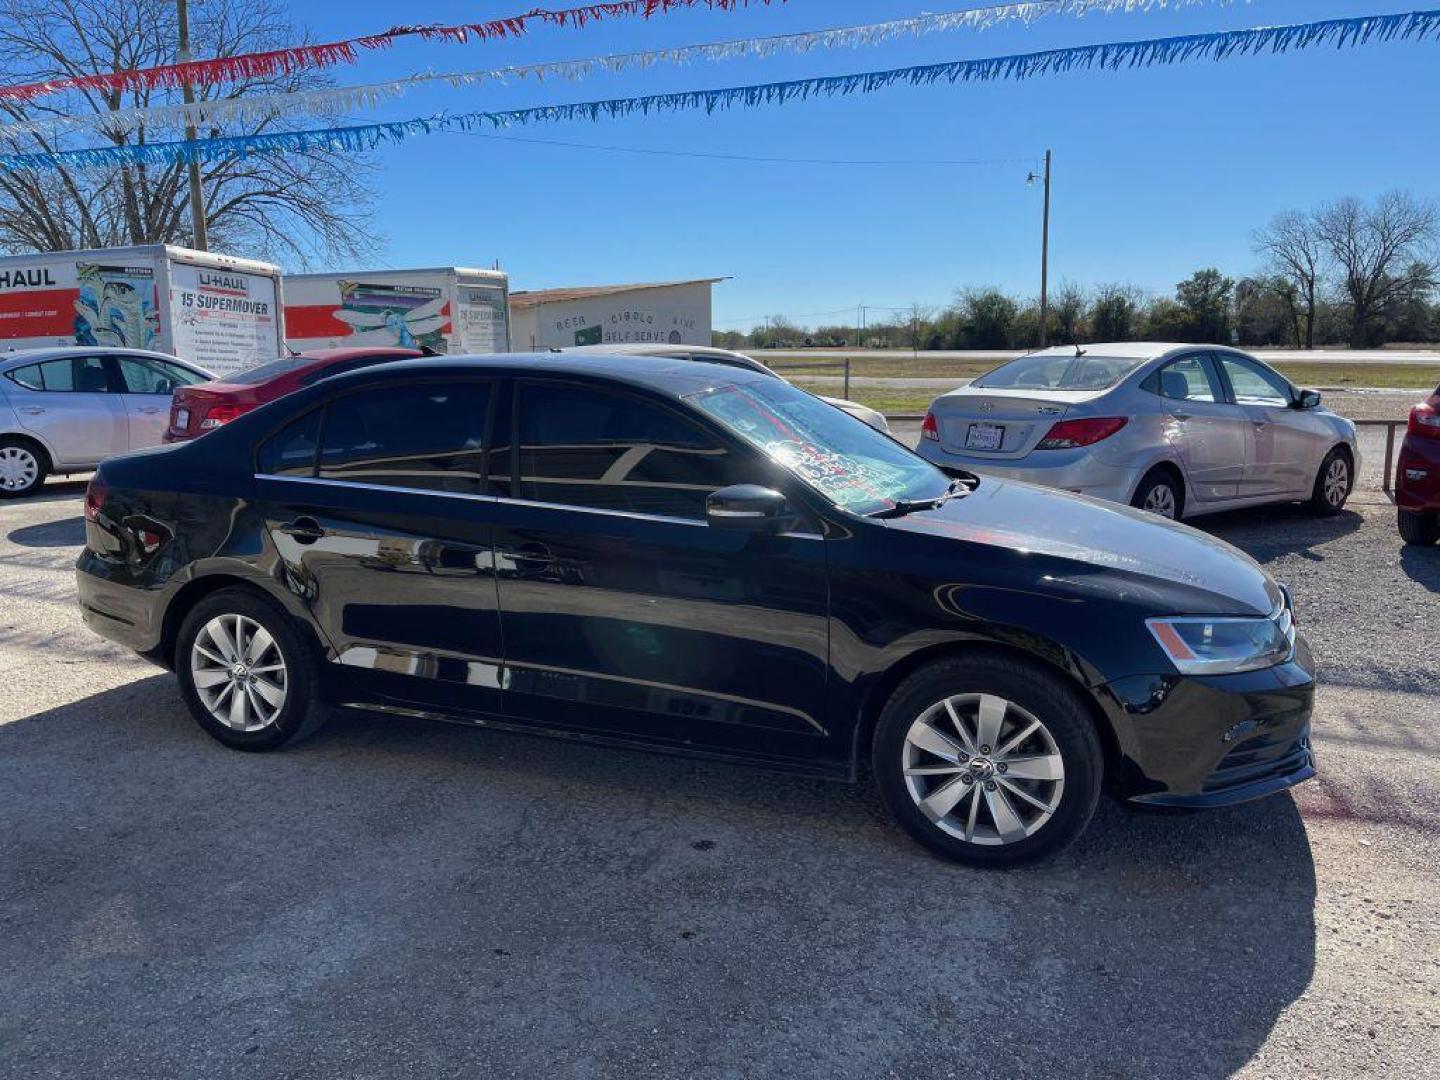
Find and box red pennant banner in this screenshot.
[0,0,782,103]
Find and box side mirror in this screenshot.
[706,484,788,532]
[1294,389,1322,410]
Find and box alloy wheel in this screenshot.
[1142,483,1177,519]
[190,613,288,732]
[1324,457,1349,508]
[901,694,1065,846]
[0,445,39,492]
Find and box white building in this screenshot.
[508,278,724,351]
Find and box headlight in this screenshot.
[1146,612,1293,675]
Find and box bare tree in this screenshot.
[1052,280,1087,344]
[0,0,378,265]
[1314,191,1438,348]
[1252,209,1324,349]
[904,302,935,356]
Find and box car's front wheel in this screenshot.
[1398,509,1439,546]
[1308,447,1353,514]
[175,587,325,751]
[873,656,1103,867]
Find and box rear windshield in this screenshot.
[974,354,1146,391]
[225,356,310,384]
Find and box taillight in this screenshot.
[199,403,248,430]
[1036,417,1128,450]
[920,411,940,442]
[83,474,108,522]
[1408,402,1440,439]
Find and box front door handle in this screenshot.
[1171,411,1191,422]
[1251,418,1270,427]
[505,542,557,575]
[21,406,44,416]
[278,516,325,545]
[138,406,163,415]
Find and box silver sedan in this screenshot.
[915,343,1359,520]
[0,347,212,497]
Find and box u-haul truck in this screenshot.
[283,267,510,355]
[0,244,283,377]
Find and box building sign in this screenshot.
[169,263,279,376]
[455,285,506,353]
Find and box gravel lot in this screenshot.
[1,466,1437,1079]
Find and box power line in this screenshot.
[454,130,1038,169]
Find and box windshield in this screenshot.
[975,353,1146,391]
[225,356,310,384]
[688,379,949,516]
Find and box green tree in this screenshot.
[1089,284,1142,342]
[957,288,1018,350]
[1175,268,1235,343]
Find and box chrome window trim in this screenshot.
[253,472,822,538]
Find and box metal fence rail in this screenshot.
[1355,419,1406,498]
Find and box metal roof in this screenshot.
[508,279,727,310]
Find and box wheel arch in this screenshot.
[848,639,1121,784]
[159,572,328,674]
[0,429,54,472]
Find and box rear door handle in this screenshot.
[21,406,45,415]
[1251,418,1269,427]
[1171,411,1191,422]
[278,516,325,545]
[138,406,163,415]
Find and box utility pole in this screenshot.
[177,0,207,250]
[1042,150,1052,347]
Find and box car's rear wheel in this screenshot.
[1131,467,1183,520]
[0,437,47,498]
[175,588,325,751]
[1308,447,1352,514]
[1398,509,1440,546]
[872,656,1103,867]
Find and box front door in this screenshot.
[111,354,206,449]
[1155,353,1246,503]
[1213,353,1313,498]
[5,354,127,466]
[254,378,506,716]
[491,378,830,765]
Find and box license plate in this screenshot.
[175,408,190,429]
[965,423,1005,451]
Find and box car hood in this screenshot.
[881,476,1281,617]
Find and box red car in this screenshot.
[165,351,420,443]
[165,347,422,441]
[1397,383,1440,545]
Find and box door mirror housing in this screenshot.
[706,484,789,532]
[1294,389,1322,410]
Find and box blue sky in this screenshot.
[290,0,1439,330]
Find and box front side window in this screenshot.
[114,356,204,394]
[517,383,751,519]
[689,378,947,516]
[1151,355,1220,403]
[7,355,111,393]
[974,353,1147,391]
[318,382,490,493]
[1218,355,1292,407]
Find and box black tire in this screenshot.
[1308,446,1353,515]
[872,655,1104,868]
[0,436,49,498]
[1398,509,1440,546]
[174,586,325,751]
[1130,466,1184,520]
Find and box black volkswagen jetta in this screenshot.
[77,355,1316,866]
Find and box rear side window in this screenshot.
[1147,356,1220,403]
[257,410,322,476]
[318,382,490,493]
[516,382,746,519]
[5,355,111,392]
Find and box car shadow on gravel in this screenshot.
[6,515,84,548]
[0,678,1317,1079]
[1399,545,1440,593]
[1197,505,1363,563]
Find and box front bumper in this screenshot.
[1096,633,1317,807]
[914,441,1141,505]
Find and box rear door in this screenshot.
[490,377,831,764]
[4,354,128,465]
[253,377,506,717]
[1213,353,1315,497]
[1151,353,1246,503]
[111,354,208,448]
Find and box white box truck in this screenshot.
[0,244,284,377]
[283,267,510,355]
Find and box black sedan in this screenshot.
[76,355,1316,866]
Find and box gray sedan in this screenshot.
[915,343,1359,520]
[0,347,211,497]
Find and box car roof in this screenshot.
[293,347,423,363]
[340,352,773,397]
[0,345,210,374]
[1014,342,1258,363]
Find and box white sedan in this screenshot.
[915,343,1360,520]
